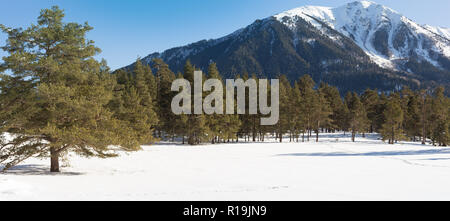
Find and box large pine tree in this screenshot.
[0,7,155,172]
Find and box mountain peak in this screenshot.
[341,0,400,15]
[351,0,377,8]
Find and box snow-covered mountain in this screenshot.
[274,0,450,71]
[123,1,450,94]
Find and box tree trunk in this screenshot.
[421,95,427,145]
[252,119,256,142]
[307,130,310,142]
[50,147,60,173]
[316,121,320,142]
[188,135,195,145]
[391,126,395,145]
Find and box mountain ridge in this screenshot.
[121,1,450,94]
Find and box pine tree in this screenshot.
[173,72,189,144]
[346,92,369,142]
[277,75,292,142]
[0,7,153,172]
[109,61,158,144]
[287,81,300,142]
[250,74,261,142]
[430,87,449,146]
[205,63,226,143]
[111,85,157,144]
[380,97,404,144]
[132,59,158,134]
[418,90,431,145]
[311,88,332,142]
[377,92,389,131]
[238,73,253,142]
[319,83,344,132]
[337,102,351,134]
[297,75,316,141]
[361,89,381,133]
[401,87,421,141]
[183,61,209,145]
[291,82,305,142]
[224,113,241,143]
[133,58,157,105]
[153,58,176,139]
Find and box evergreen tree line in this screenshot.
[117,58,450,147]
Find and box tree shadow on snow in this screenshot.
[0,164,84,176]
[276,148,450,157]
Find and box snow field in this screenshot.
[1,133,450,200]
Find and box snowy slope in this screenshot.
[275,1,450,71]
[424,25,450,40]
[2,133,450,200]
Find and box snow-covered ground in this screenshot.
[1,133,450,201]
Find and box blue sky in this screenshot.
[1,0,449,70]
